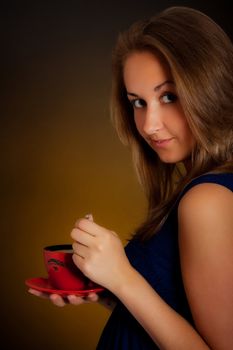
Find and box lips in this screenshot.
[155,139,170,143]
[150,137,174,148]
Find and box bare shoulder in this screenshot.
[178,181,233,228]
[178,181,233,272]
[178,182,233,349]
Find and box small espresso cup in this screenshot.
[44,244,88,290]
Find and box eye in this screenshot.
[161,92,177,104]
[130,98,146,109]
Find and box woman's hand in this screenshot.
[28,288,116,310]
[28,288,99,307]
[71,216,132,292]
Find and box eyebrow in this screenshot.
[126,80,175,97]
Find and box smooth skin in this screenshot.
[29,52,233,349]
[124,51,195,165]
[29,214,116,310]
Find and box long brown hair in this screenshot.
[111,6,233,240]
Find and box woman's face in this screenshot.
[123,51,195,165]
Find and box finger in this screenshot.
[72,241,89,259]
[86,292,99,302]
[67,295,86,305]
[85,213,93,221]
[28,289,49,299]
[110,230,118,237]
[49,294,67,307]
[74,218,104,236]
[71,228,94,246]
[72,251,85,268]
[76,218,118,239]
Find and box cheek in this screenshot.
[180,121,196,150]
[173,112,192,139]
[134,114,144,135]
[183,121,194,141]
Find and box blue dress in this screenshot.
[96,173,233,349]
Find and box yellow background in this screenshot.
[2,1,232,348]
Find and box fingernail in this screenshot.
[85,213,93,221]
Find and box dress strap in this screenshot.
[180,173,233,201]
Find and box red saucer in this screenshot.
[25,277,105,296]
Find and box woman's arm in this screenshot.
[178,182,233,350]
[73,234,206,350]
[72,182,233,349]
[113,183,233,349]
[110,262,210,349]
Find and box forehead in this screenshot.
[123,51,172,88]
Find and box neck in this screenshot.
[183,158,192,172]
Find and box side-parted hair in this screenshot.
[111,6,233,240]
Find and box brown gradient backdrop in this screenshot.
[2,1,232,349]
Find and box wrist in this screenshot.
[109,263,139,297]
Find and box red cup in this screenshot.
[43,244,88,290]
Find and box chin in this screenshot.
[158,154,187,164]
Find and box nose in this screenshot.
[142,103,164,136]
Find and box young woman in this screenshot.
[29,6,233,349]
